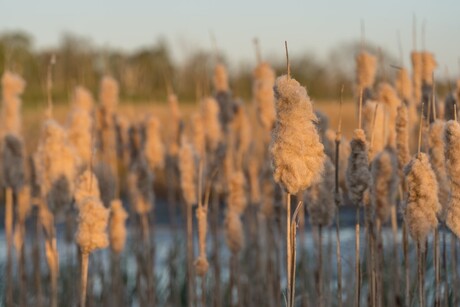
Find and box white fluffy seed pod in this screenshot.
[76,196,109,254]
[67,108,93,167]
[346,129,372,206]
[395,68,413,102]
[74,170,100,209]
[270,75,325,194]
[396,104,411,173]
[378,83,401,148]
[404,153,440,249]
[411,52,423,103]
[422,52,437,86]
[305,157,336,227]
[72,86,94,113]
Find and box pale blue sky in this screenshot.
[1,0,459,75]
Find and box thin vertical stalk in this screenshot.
[390,205,400,305]
[452,233,458,306]
[187,204,195,307]
[418,242,424,307]
[403,222,410,307]
[434,228,440,307]
[81,253,89,307]
[286,192,292,307]
[5,187,13,307]
[317,225,323,307]
[355,206,361,307]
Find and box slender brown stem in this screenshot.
[286,192,292,307]
[434,227,440,307]
[81,253,89,307]
[403,222,410,307]
[317,225,323,307]
[452,233,458,306]
[358,88,363,130]
[418,242,424,307]
[355,206,360,307]
[418,102,424,155]
[390,205,400,304]
[5,188,13,307]
[187,204,195,307]
[285,41,290,79]
[334,133,343,307]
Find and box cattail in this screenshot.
[76,196,109,253]
[346,129,371,206]
[1,71,25,135]
[270,75,325,194]
[356,52,377,90]
[167,93,182,157]
[396,104,411,173]
[72,86,94,113]
[128,157,154,215]
[362,100,385,158]
[179,138,197,206]
[404,153,440,248]
[228,171,247,215]
[109,199,128,255]
[444,120,460,236]
[224,209,244,254]
[191,112,206,159]
[35,120,80,213]
[305,157,336,227]
[194,205,209,276]
[411,52,423,103]
[201,97,223,152]
[144,115,165,170]
[13,185,31,254]
[248,160,261,204]
[378,83,401,148]
[67,108,93,167]
[213,63,229,93]
[395,67,413,103]
[99,76,119,113]
[421,52,437,86]
[253,62,276,131]
[74,170,100,208]
[2,133,25,190]
[76,196,109,307]
[371,148,399,223]
[94,162,116,208]
[323,129,350,193]
[233,104,252,167]
[428,120,449,215]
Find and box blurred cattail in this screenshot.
[224,209,244,254]
[179,138,197,206]
[233,104,252,167]
[167,93,182,157]
[362,100,385,158]
[411,52,423,103]
[1,71,25,135]
[72,86,94,113]
[128,157,154,215]
[396,104,411,173]
[144,115,165,171]
[109,199,128,255]
[1,134,25,190]
[444,120,460,236]
[395,67,413,103]
[404,153,440,248]
[35,120,80,214]
[74,170,100,208]
[346,129,371,206]
[67,108,93,167]
[213,63,229,93]
[191,112,206,159]
[371,148,399,223]
[248,160,261,205]
[356,52,377,90]
[253,62,276,131]
[428,120,449,215]
[305,157,336,227]
[421,52,437,86]
[194,205,209,276]
[270,75,325,194]
[228,171,247,215]
[323,129,350,193]
[94,162,116,208]
[378,83,401,148]
[99,76,119,113]
[201,97,223,152]
[13,185,31,254]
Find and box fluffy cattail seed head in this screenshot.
[67,108,93,166]
[76,196,109,254]
[395,68,413,102]
[201,97,223,152]
[404,153,440,249]
[270,75,325,194]
[411,52,423,103]
[1,71,25,136]
[2,134,25,190]
[253,62,276,131]
[396,104,411,173]
[213,63,229,92]
[228,171,247,215]
[99,76,119,113]
[444,120,460,236]
[224,210,244,254]
[72,86,94,113]
[74,170,100,208]
[346,129,371,206]
[422,52,437,86]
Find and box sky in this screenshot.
[1,0,459,75]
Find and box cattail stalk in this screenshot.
[5,187,13,306]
